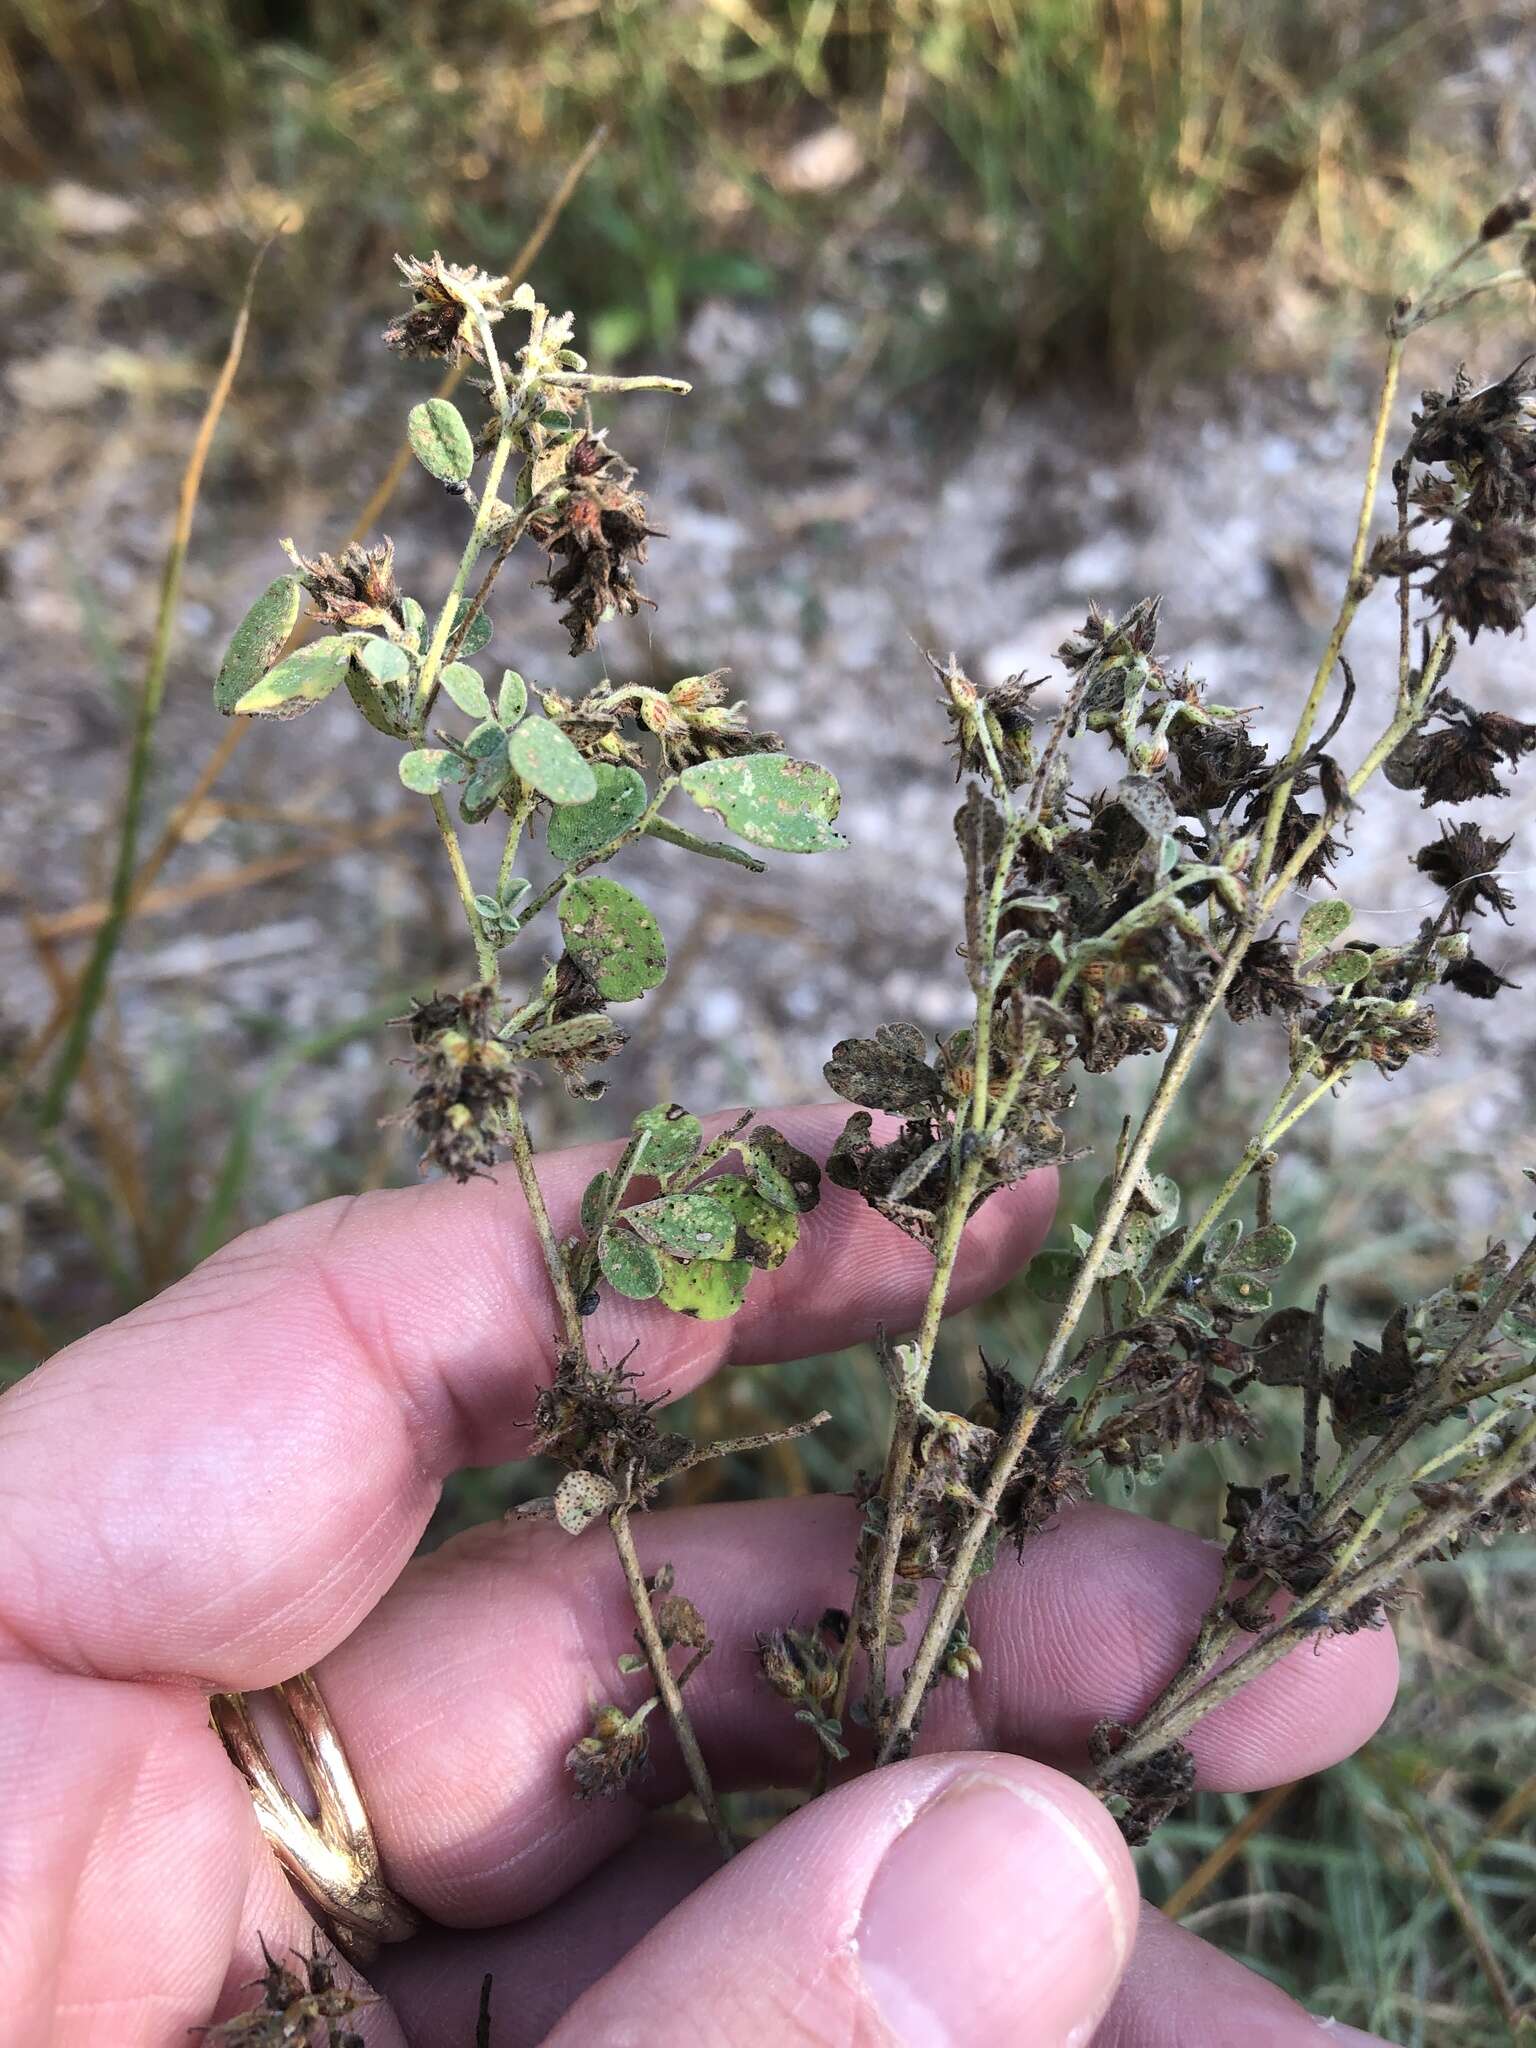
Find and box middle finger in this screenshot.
[314,1495,1399,1927]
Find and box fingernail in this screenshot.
[858,1768,1130,2046]
[1317,2025,1399,2047]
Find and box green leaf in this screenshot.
[743,1125,823,1213]
[1316,948,1373,988]
[357,636,411,686]
[598,1229,663,1301]
[497,669,527,727]
[440,661,492,722]
[232,635,353,718]
[401,596,427,646]
[1208,1272,1272,1316]
[463,719,506,757]
[1206,1219,1245,1268]
[1027,1248,1079,1304]
[679,755,846,854]
[1144,1174,1181,1228]
[625,1192,736,1261]
[461,728,513,817]
[1298,898,1353,962]
[656,1252,752,1321]
[510,718,598,805]
[559,877,666,1001]
[346,668,407,739]
[453,600,493,657]
[399,748,468,793]
[214,576,303,713]
[1240,1223,1297,1272]
[580,1171,611,1236]
[711,1177,800,1269]
[632,1103,702,1181]
[547,762,648,862]
[408,397,475,485]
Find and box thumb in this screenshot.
[545,1751,1137,2046]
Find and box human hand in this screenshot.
[0,1106,1399,2045]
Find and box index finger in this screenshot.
[0,1106,1054,1688]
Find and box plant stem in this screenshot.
[1254,336,1402,882]
[608,1505,735,1862]
[502,1097,584,1352]
[1100,1410,1536,1780]
[41,238,269,1128]
[413,428,519,733]
[430,793,498,982]
[498,793,536,900]
[860,1150,987,1729]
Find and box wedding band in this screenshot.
[211,1671,420,1967]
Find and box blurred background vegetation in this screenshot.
[3,2,1536,2040]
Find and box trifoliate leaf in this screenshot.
[440,661,492,722]
[632,1103,702,1181]
[398,748,469,793]
[1298,898,1353,962]
[560,877,666,1001]
[510,718,598,805]
[656,1252,752,1321]
[624,1192,736,1261]
[598,1228,663,1301]
[679,755,846,854]
[547,762,648,863]
[408,397,475,486]
[214,576,303,713]
[232,635,353,718]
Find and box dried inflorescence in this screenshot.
[196,1936,373,2047]
[399,985,520,1182]
[530,450,663,655]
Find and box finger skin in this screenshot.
[0,1664,252,2046]
[316,1496,1398,1926]
[0,1108,1055,1686]
[374,1837,1397,2048]
[1092,1906,1398,2046]
[544,1753,1137,2048]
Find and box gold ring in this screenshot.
[211,1671,421,1967]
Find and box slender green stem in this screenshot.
[502,1097,584,1350]
[608,1505,735,1862]
[643,816,766,872]
[430,794,497,983]
[41,241,268,1127]
[1254,338,1402,882]
[412,429,519,733]
[517,777,680,926]
[498,793,536,900]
